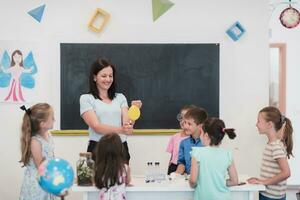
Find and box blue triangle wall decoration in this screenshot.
[28,4,46,22]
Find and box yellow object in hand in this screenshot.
[128,105,141,121]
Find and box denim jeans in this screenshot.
[259,193,286,200]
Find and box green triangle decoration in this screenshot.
[152,0,174,22]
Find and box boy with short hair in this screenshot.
[175,107,208,174]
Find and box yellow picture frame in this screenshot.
[88,8,110,33]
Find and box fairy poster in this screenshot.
[0,41,40,103]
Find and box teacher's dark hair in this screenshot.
[89,58,116,100]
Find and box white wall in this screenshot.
[269,0,300,186]
[0,0,270,199]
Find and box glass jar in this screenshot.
[76,152,95,186]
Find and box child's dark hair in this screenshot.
[260,106,293,159]
[89,58,116,100]
[94,134,126,190]
[202,117,236,145]
[19,103,53,166]
[184,107,208,125]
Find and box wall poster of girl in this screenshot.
[0,49,37,103]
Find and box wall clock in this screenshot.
[279,5,300,28]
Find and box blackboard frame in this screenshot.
[58,43,219,135]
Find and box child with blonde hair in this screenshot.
[19,103,56,200]
[248,106,293,200]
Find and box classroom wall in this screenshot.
[269,0,300,186]
[0,0,270,199]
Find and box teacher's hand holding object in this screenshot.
[131,100,142,109]
[123,100,142,134]
[128,104,141,121]
[79,58,140,163]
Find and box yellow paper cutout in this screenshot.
[128,105,141,121]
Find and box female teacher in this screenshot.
[80,58,142,163]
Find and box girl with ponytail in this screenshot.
[189,117,238,200]
[248,106,293,200]
[19,103,56,200]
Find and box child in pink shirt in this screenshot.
[166,105,196,174]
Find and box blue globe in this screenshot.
[38,158,74,196]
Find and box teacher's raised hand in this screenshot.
[131,100,142,109]
[128,100,142,124]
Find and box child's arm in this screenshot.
[189,157,198,188]
[166,135,174,154]
[248,157,290,185]
[262,157,290,185]
[31,138,44,168]
[226,160,238,186]
[175,142,185,174]
[125,165,131,185]
[264,157,290,185]
[166,136,174,164]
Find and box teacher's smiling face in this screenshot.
[94,66,114,91]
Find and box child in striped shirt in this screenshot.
[248,106,293,200]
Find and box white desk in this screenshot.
[72,175,265,200]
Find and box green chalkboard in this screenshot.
[60,43,219,129]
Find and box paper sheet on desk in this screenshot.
[169,172,189,180]
[130,174,189,187]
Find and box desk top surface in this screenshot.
[72,175,265,192]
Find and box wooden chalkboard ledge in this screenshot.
[51,129,181,136]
